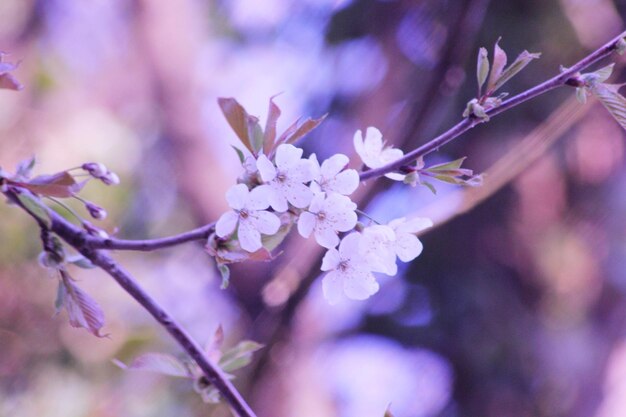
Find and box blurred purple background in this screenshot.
[1,1,626,416]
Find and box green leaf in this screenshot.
[114,353,192,378]
[491,50,541,93]
[421,181,437,195]
[576,87,587,104]
[219,341,264,373]
[476,47,489,93]
[261,220,292,252]
[427,157,467,172]
[581,63,614,85]
[486,38,507,92]
[218,264,230,289]
[231,145,246,164]
[67,255,96,269]
[248,118,264,154]
[54,278,67,315]
[591,82,626,131]
[15,192,51,228]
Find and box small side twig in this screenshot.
[4,188,256,417]
[86,223,216,251]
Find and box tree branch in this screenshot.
[86,223,216,251]
[4,188,256,417]
[359,29,626,181]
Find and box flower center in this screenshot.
[239,209,249,219]
[276,171,287,183]
[338,260,349,272]
[316,211,327,221]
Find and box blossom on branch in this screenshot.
[256,144,315,212]
[321,233,380,304]
[360,217,433,276]
[297,192,357,249]
[353,127,405,181]
[215,184,281,252]
[309,153,359,196]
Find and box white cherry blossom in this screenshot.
[388,216,433,262]
[256,144,315,212]
[353,127,405,181]
[309,153,359,196]
[297,193,357,249]
[360,225,398,275]
[215,184,281,252]
[360,216,433,275]
[320,233,380,304]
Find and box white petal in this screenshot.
[285,182,313,208]
[256,154,277,182]
[343,269,379,300]
[327,169,359,195]
[394,233,424,262]
[314,225,340,249]
[309,153,321,182]
[275,144,303,169]
[215,211,239,237]
[394,217,433,234]
[364,127,383,153]
[321,247,341,271]
[322,271,344,305]
[246,186,271,210]
[266,185,288,212]
[308,193,325,212]
[354,128,383,168]
[353,129,366,160]
[321,154,349,178]
[384,172,406,181]
[325,195,357,231]
[338,233,362,260]
[297,211,316,238]
[360,226,397,274]
[237,220,263,252]
[289,159,316,183]
[225,184,249,210]
[251,210,281,235]
[379,147,404,164]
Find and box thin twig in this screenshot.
[4,189,256,417]
[86,223,216,251]
[359,29,626,181]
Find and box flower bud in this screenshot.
[82,162,108,178]
[101,172,120,186]
[85,202,107,220]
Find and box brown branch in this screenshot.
[4,188,257,417]
[359,29,626,181]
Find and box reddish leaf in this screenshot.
[19,171,83,198]
[218,97,257,154]
[60,270,107,337]
[263,97,282,155]
[276,114,327,148]
[486,38,507,92]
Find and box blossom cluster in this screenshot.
[214,126,432,304]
